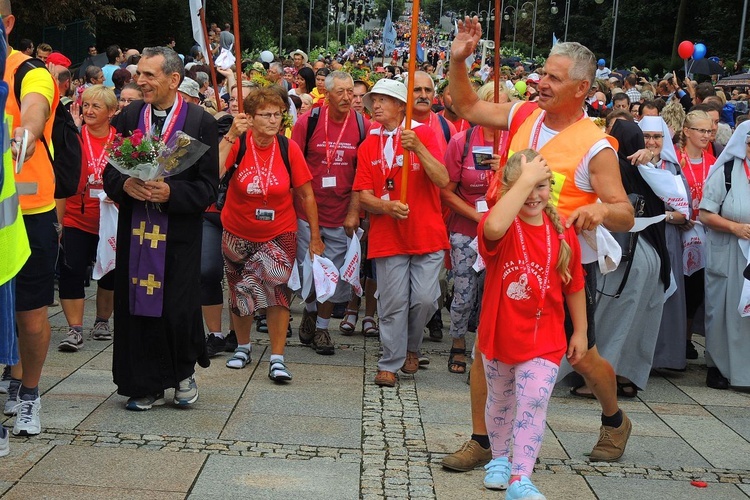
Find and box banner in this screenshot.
[384,10,397,56]
[189,0,210,62]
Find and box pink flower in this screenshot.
[130,130,143,147]
[130,152,139,159]
[114,150,122,158]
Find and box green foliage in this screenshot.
[347,27,368,46]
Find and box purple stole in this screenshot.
[128,97,188,317]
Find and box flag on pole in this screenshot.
[552,32,559,46]
[189,0,210,62]
[384,10,397,56]
[417,42,425,63]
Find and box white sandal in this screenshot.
[268,360,292,382]
[226,346,251,369]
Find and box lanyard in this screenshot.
[680,150,707,216]
[324,107,351,174]
[530,110,585,150]
[514,217,552,341]
[143,94,184,141]
[379,127,402,173]
[249,137,277,205]
[83,125,115,182]
[744,159,750,183]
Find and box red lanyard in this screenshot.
[143,94,184,141]
[379,128,402,173]
[249,137,277,205]
[681,151,707,193]
[83,125,114,183]
[514,216,552,341]
[744,159,750,183]
[324,107,351,174]
[530,110,585,150]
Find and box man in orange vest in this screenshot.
[1,0,59,438]
[442,17,636,473]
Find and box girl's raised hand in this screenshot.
[519,153,551,186]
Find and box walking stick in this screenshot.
[400,0,421,204]
[231,0,244,113]
[492,0,502,153]
[199,7,224,111]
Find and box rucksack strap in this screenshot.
[355,111,366,144]
[303,107,321,157]
[461,126,476,163]
[277,134,292,180]
[437,113,451,143]
[13,58,54,164]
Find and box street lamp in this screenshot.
[594,0,619,69]
[479,9,496,38]
[550,0,570,41]
[503,3,519,51]
[337,1,344,43]
[307,0,314,53]
[520,0,537,59]
[280,0,285,55]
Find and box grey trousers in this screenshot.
[374,251,443,372]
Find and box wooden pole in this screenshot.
[231,0,244,113]
[400,0,421,204]
[492,0,501,153]
[199,7,224,112]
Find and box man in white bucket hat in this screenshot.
[353,78,450,387]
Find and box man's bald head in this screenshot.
[0,0,15,38]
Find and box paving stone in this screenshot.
[585,476,749,499]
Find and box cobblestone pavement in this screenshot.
[0,297,748,498]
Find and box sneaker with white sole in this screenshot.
[58,328,83,352]
[505,476,547,500]
[91,321,112,341]
[483,456,511,490]
[3,379,20,416]
[0,365,11,394]
[125,392,166,411]
[12,396,41,436]
[0,427,8,457]
[174,375,198,406]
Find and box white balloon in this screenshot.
[260,50,274,63]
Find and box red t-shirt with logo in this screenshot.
[353,123,449,258]
[64,125,115,235]
[221,134,312,242]
[291,107,370,227]
[477,213,584,366]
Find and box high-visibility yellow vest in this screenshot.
[0,113,30,285]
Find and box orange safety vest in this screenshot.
[509,108,618,218]
[5,50,58,214]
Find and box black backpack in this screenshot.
[215,134,292,210]
[304,107,367,160]
[14,58,83,199]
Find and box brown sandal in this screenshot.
[339,308,359,335]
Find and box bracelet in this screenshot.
[223,136,236,144]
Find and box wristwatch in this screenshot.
[668,212,675,221]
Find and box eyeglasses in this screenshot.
[643,134,663,141]
[688,127,712,135]
[255,112,282,120]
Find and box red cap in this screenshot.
[46,52,71,68]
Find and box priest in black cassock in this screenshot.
[103,46,218,411]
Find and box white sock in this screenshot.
[270,354,284,366]
[226,342,252,368]
[316,317,330,330]
[344,313,358,324]
[305,301,317,313]
[210,331,224,339]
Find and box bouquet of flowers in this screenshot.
[106,129,209,181]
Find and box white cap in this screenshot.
[363,79,408,110]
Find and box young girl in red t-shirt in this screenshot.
[477,149,588,499]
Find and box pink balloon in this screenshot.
[678,40,694,60]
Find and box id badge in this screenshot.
[255,208,275,221]
[322,176,337,188]
[476,199,489,213]
[381,192,391,201]
[89,188,104,199]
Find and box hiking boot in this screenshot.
[299,309,317,345]
[589,411,632,462]
[505,476,546,500]
[205,333,227,357]
[12,396,41,436]
[374,370,397,387]
[91,321,112,341]
[3,379,20,416]
[441,439,492,471]
[483,456,511,490]
[125,392,166,411]
[312,328,335,355]
[58,328,84,352]
[401,351,419,374]
[0,365,11,394]
[174,375,198,406]
[225,330,239,352]
[426,312,443,341]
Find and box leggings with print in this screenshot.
[482,354,559,477]
[449,232,485,339]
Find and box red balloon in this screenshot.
[678,40,694,59]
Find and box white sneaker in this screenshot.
[0,366,11,394]
[58,328,83,352]
[3,379,20,416]
[0,427,9,457]
[12,397,41,436]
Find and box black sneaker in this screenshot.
[331,302,347,319]
[205,334,227,357]
[312,328,335,355]
[426,311,443,342]
[225,330,238,352]
[299,309,317,345]
[706,367,729,390]
[686,339,699,360]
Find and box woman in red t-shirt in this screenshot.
[477,149,586,498]
[219,87,323,382]
[59,85,117,352]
